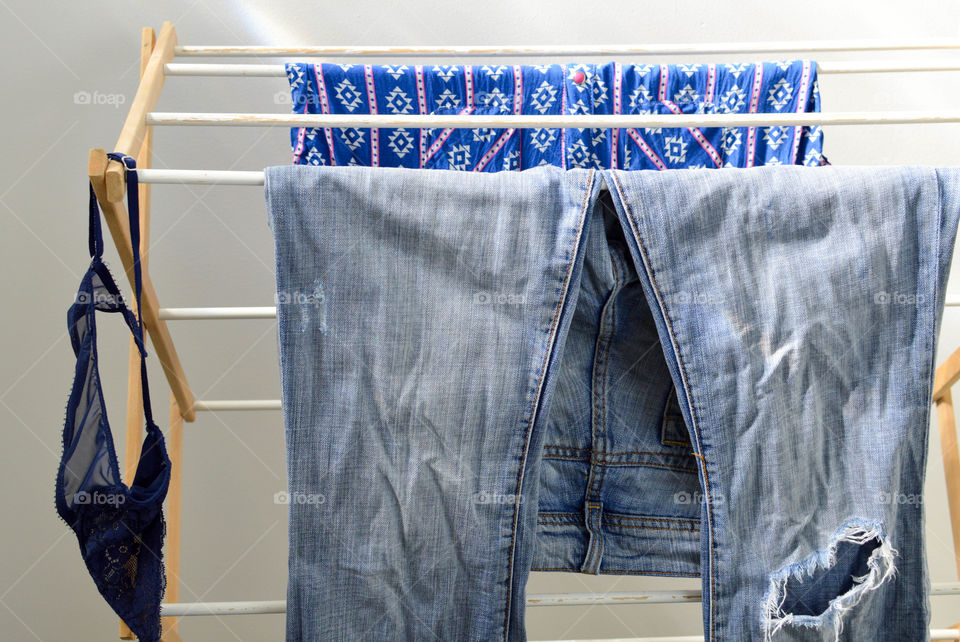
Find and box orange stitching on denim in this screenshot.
[535,515,700,531]
[503,168,595,641]
[530,567,700,578]
[540,454,697,473]
[600,462,698,472]
[608,515,699,524]
[538,512,698,523]
[607,169,717,640]
[537,517,701,532]
[605,524,700,533]
[597,569,700,577]
[543,448,696,458]
[599,450,694,458]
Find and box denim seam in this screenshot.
[594,462,698,472]
[604,524,700,532]
[549,458,697,473]
[606,169,717,641]
[931,169,945,407]
[585,229,621,569]
[531,567,700,577]
[660,386,691,449]
[542,454,697,473]
[540,511,699,524]
[582,247,624,574]
[502,167,595,641]
[543,446,695,458]
[537,521,700,533]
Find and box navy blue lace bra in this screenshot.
[55,153,170,642]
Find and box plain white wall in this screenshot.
[4,1,960,640]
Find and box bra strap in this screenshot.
[89,153,156,427]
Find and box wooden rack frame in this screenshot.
[89,21,960,641]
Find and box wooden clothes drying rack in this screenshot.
[89,20,960,642]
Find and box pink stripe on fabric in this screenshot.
[658,64,669,102]
[662,100,722,168]
[790,60,813,164]
[474,128,516,171]
[561,64,568,169]
[312,63,337,166]
[626,128,666,170]
[415,65,426,168]
[705,64,717,104]
[745,63,764,167]
[465,65,474,106]
[423,106,475,165]
[514,64,523,168]
[612,62,622,168]
[364,65,379,167]
[291,74,309,164]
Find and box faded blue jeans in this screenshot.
[265,164,960,641]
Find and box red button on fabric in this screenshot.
[573,70,586,84]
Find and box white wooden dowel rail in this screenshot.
[158,582,960,617]
[171,39,960,57]
[156,298,960,323]
[533,638,719,642]
[534,634,960,642]
[158,305,276,319]
[192,399,281,411]
[146,110,960,129]
[534,636,959,642]
[163,60,960,77]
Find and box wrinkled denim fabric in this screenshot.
[265,164,960,641]
[286,58,828,580]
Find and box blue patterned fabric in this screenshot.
[285,60,825,171]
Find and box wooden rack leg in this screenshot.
[937,390,960,579]
[120,25,185,641]
[934,347,960,630]
[161,393,185,641]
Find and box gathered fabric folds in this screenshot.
[265,163,959,641]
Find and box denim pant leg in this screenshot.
[265,164,595,641]
[535,186,703,576]
[602,166,960,641]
